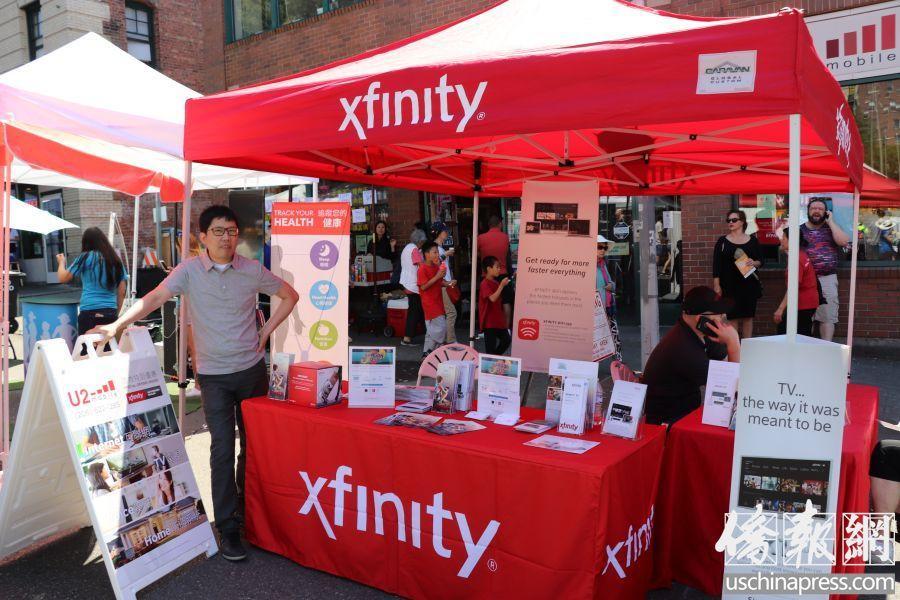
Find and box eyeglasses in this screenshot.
[597,245,608,250]
[726,218,741,224]
[208,227,239,237]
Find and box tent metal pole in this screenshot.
[846,186,861,367]
[468,161,482,348]
[638,195,659,368]
[1,161,11,469]
[130,196,140,306]
[312,180,319,202]
[786,114,801,342]
[177,162,192,431]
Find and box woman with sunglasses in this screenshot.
[712,210,763,339]
[596,235,616,316]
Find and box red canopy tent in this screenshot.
[184,0,864,344]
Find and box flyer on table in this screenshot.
[348,347,396,408]
[477,354,522,419]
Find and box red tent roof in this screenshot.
[862,165,900,206]
[184,0,863,197]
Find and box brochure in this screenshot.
[268,352,294,401]
[602,380,647,440]
[465,411,491,421]
[433,363,459,414]
[514,420,554,434]
[374,413,442,429]
[348,347,396,408]
[701,360,741,428]
[395,385,434,404]
[557,377,590,436]
[524,434,600,455]
[445,361,476,412]
[477,355,522,418]
[427,419,486,436]
[396,400,433,413]
[493,413,520,426]
[545,358,600,426]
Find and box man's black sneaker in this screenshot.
[400,339,416,346]
[220,532,247,561]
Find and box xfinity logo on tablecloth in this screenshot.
[602,505,654,579]
[339,75,488,140]
[298,465,501,578]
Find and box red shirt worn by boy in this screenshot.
[479,278,507,329]
[788,249,820,311]
[417,263,446,320]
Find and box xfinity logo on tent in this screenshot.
[339,75,488,140]
[696,51,757,94]
[298,465,501,578]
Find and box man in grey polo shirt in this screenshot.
[92,205,299,561]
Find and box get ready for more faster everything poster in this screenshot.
[511,181,599,373]
[270,202,351,372]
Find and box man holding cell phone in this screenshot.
[800,198,850,342]
[642,286,741,426]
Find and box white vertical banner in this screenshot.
[270,202,350,373]
[721,337,847,600]
[0,328,217,600]
[511,181,599,373]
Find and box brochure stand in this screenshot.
[601,380,647,441]
[0,328,217,600]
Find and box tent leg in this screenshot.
[846,187,861,368]
[468,163,482,348]
[1,162,11,469]
[786,114,801,342]
[177,163,193,432]
[638,196,659,367]
[130,196,140,307]
[312,181,319,202]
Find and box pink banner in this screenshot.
[511,181,599,373]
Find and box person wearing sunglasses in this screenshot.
[91,204,300,562]
[595,235,616,316]
[712,210,763,339]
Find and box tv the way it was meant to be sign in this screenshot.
[0,328,217,600]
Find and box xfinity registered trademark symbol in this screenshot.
[487,558,498,572]
[477,111,486,120]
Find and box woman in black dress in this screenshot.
[712,210,763,339]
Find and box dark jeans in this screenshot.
[198,359,268,535]
[77,307,118,335]
[776,309,815,337]
[405,292,424,339]
[484,328,511,355]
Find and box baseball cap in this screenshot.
[431,221,449,234]
[682,286,733,315]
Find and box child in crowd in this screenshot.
[417,242,455,357]
[479,256,511,355]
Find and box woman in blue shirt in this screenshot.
[56,227,127,335]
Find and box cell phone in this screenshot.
[697,316,717,337]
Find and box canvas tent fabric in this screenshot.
[184,0,864,196]
[8,195,78,235]
[0,32,316,199]
[861,165,900,206]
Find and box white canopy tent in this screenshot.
[8,196,78,235]
[0,33,318,470]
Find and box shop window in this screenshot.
[741,195,900,266]
[24,2,43,61]
[125,3,155,66]
[226,0,366,42]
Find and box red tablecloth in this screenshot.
[652,383,879,596]
[242,398,666,599]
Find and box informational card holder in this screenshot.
[0,328,217,600]
[601,380,647,440]
[701,360,741,429]
[348,347,396,408]
[557,377,590,436]
[476,354,522,420]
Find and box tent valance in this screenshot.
[184,0,863,196]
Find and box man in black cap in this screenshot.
[643,286,741,425]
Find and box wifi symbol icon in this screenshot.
[517,318,540,341]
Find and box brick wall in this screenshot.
[661,0,889,18]
[679,195,733,293]
[223,0,496,87]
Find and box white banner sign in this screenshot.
[722,337,848,600]
[806,1,900,83]
[512,181,599,373]
[270,202,350,372]
[0,329,216,599]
